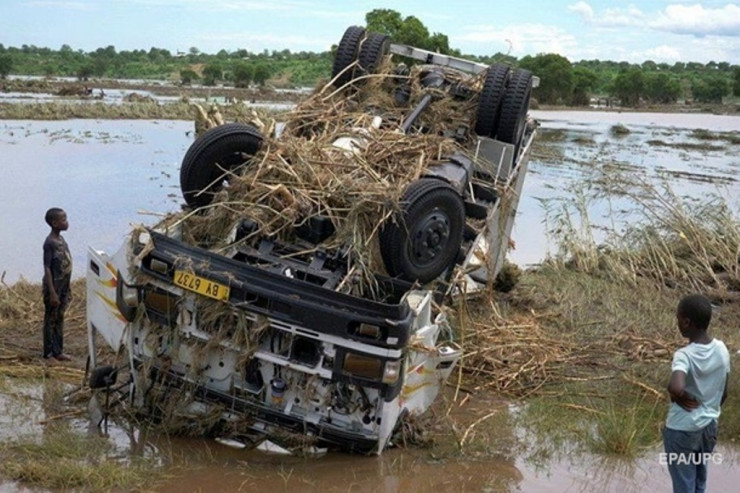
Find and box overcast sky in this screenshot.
[1,0,738,64]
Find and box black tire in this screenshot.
[380,178,465,283]
[331,26,366,88]
[180,123,263,208]
[496,69,533,152]
[474,64,511,138]
[357,32,390,78]
[89,365,118,389]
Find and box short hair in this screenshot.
[45,207,64,227]
[677,294,712,331]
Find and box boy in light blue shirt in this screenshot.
[664,294,730,493]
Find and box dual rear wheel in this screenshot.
[178,27,533,284]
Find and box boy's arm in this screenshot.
[43,242,60,307]
[667,370,700,411]
[44,266,60,307]
[721,377,728,406]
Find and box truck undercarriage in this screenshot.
[85,26,537,454]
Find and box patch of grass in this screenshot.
[536,128,568,142]
[646,139,725,151]
[0,424,157,491]
[571,136,596,145]
[0,278,88,363]
[721,132,740,145]
[587,397,662,456]
[691,129,717,140]
[610,124,630,136]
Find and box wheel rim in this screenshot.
[409,209,451,266]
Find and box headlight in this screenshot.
[341,353,401,384]
[382,360,401,384]
[342,353,382,380]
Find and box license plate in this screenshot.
[174,270,230,301]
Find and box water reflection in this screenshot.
[3,376,740,492]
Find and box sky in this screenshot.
[1,0,739,64]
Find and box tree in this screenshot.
[734,67,740,97]
[671,61,686,73]
[641,60,657,71]
[518,53,573,105]
[365,9,403,37]
[252,64,271,86]
[0,54,12,78]
[77,63,94,81]
[395,15,429,48]
[366,8,451,54]
[148,47,171,63]
[232,62,253,87]
[691,76,729,103]
[91,56,109,77]
[427,32,450,53]
[570,66,598,106]
[180,68,199,85]
[610,68,644,107]
[644,72,682,103]
[202,63,222,86]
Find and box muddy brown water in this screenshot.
[2,381,740,492]
[1,111,739,491]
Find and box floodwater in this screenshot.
[513,110,739,267]
[0,111,739,489]
[2,380,740,493]
[0,119,187,283]
[1,111,738,283]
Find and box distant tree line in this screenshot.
[0,41,332,87]
[519,54,739,106]
[1,9,739,106]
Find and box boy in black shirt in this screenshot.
[42,207,72,361]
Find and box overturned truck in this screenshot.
[85,26,538,454]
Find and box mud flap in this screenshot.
[86,247,129,358]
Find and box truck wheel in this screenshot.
[180,123,263,209]
[496,69,533,153]
[89,365,118,389]
[357,32,390,78]
[331,26,366,88]
[380,178,465,283]
[474,64,510,138]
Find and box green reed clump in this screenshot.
[542,169,739,295]
[587,396,662,456]
[610,124,630,136]
[0,424,157,491]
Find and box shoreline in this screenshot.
[3,75,739,119]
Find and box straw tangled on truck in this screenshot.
[173,61,487,292]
